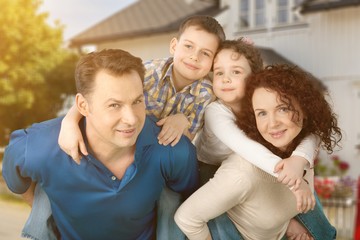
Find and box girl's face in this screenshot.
[212,49,252,110]
[252,87,304,151]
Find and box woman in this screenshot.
[175,64,342,240]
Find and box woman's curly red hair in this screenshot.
[236,64,342,158]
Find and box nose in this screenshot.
[222,76,231,84]
[190,51,199,62]
[268,114,280,128]
[121,106,137,125]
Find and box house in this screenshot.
[69,0,360,179]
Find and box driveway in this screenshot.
[0,199,30,240]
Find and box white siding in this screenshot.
[225,2,360,177]
[97,32,175,61]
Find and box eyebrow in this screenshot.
[106,94,144,103]
[183,39,215,55]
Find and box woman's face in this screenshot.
[252,87,304,151]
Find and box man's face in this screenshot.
[81,69,146,151]
[169,26,219,87]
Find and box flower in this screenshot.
[314,155,349,177]
[314,155,355,199]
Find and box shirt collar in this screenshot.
[80,116,159,164]
[160,58,210,96]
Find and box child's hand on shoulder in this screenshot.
[58,110,88,164]
[274,156,308,190]
[156,113,189,147]
[291,180,315,213]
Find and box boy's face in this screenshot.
[212,49,252,109]
[77,69,146,152]
[170,26,219,86]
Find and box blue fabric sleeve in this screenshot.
[165,137,199,199]
[2,129,32,194]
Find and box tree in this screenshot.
[0,0,78,145]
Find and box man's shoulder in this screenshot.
[10,117,62,139]
[4,117,64,171]
[140,116,195,155]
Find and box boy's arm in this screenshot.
[156,92,214,146]
[156,113,192,146]
[58,104,87,163]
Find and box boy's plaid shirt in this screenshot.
[143,58,215,134]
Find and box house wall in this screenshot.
[83,2,360,178]
[97,32,176,61]
[226,3,360,177]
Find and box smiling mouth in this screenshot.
[270,130,286,138]
[184,62,198,70]
[117,128,136,135]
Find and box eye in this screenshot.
[201,51,211,57]
[232,70,241,75]
[214,71,223,76]
[134,99,143,105]
[256,111,266,117]
[279,107,290,113]
[184,44,192,49]
[109,103,121,108]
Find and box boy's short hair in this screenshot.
[177,15,226,43]
[75,49,145,97]
[218,38,264,74]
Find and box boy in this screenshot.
[59,15,226,161]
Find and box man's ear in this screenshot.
[169,37,178,55]
[76,93,89,117]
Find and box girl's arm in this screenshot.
[206,103,316,185]
[275,135,319,187]
[58,104,87,163]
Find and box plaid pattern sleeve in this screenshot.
[143,58,216,134]
[185,79,215,134]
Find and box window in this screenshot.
[255,0,266,27]
[240,0,250,28]
[239,0,303,30]
[276,0,302,25]
[277,0,288,24]
[239,0,266,29]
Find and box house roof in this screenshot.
[258,47,297,66]
[300,0,360,14]
[258,47,326,90]
[69,0,225,47]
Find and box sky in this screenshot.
[39,0,137,41]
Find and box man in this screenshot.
[2,49,199,239]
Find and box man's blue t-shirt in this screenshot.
[2,116,199,239]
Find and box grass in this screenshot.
[0,192,26,204]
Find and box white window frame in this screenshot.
[239,0,267,29]
[275,0,302,25]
